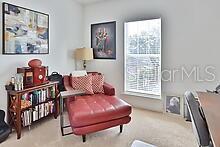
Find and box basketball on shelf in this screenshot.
[28,59,42,68]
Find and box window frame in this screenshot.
[123,18,162,98]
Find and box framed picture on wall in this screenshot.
[165,95,184,117]
[2,2,49,54]
[91,21,116,59]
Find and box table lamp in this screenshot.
[75,47,93,69]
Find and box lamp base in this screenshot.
[83,60,86,70]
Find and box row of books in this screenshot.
[22,110,32,127]
[22,102,55,127]
[21,87,56,107]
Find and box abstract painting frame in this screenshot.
[2,2,49,54]
[91,21,116,59]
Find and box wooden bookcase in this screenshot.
[6,81,59,139]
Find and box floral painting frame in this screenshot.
[91,21,116,59]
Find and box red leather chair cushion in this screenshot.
[72,116,131,135]
[67,94,132,128]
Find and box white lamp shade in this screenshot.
[75,47,93,60]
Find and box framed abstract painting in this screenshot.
[2,3,49,54]
[91,21,116,59]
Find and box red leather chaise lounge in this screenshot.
[63,75,132,142]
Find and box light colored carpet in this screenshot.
[0,108,197,147]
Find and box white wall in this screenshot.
[0,0,84,112]
[84,0,220,112]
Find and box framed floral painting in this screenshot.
[91,21,116,59]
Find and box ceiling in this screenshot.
[74,0,109,5]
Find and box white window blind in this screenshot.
[124,18,161,96]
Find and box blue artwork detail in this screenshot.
[15,40,22,54]
[38,29,48,40]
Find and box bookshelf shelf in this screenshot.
[21,98,56,111]
[6,81,59,139]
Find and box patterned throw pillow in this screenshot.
[71,75,94,94]
[91,74,104,94]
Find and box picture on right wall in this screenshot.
[91,21,116,59]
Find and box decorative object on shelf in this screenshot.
[21,100,31,109]
[6,81,59,139]
[14,73,23,91]
[5,84,14,91]
[28,59,42,68]
[165,95,184,116]
[17,67,34,88]
[91,21,116,59]
[11,77,15,85]
[17,59,48,88]
[75,47,93,69]
[2,3,49,54]
[5,77,15,90]
[32,66,48,85]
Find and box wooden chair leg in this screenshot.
[82,135,86,142]
[120,125,123,133]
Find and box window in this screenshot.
[124,18,161,96]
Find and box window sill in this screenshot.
[122,91,161,100]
